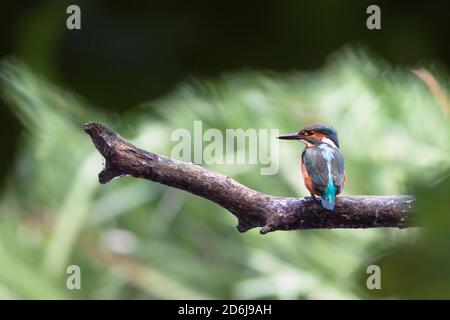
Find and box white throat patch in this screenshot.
[321,137,337,148]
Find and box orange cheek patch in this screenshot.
[311,133,325,140]
[312,133,337,148]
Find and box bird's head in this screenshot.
[278,124,340,148]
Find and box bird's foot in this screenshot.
[311,194,321,203]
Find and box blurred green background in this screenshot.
[0,0,449,299]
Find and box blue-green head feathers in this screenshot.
[300,124,340,148]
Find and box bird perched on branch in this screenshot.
[278,124,346,210]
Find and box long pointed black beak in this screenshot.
[277,133,302,140]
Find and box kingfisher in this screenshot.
[278,124,346,211]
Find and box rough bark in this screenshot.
[83,122,416,234]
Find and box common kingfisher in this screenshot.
[278,124,346,211]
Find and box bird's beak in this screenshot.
[277,133,303,140]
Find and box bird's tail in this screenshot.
[321,180,337,211]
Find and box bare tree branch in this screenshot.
[83,122,416,234]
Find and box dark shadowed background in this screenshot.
[1,0,449,185]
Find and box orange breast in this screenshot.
[301,160,317,195]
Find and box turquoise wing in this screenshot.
[331,148,345,192]
[302,147,330,193]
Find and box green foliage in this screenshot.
[0,49,449,299]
